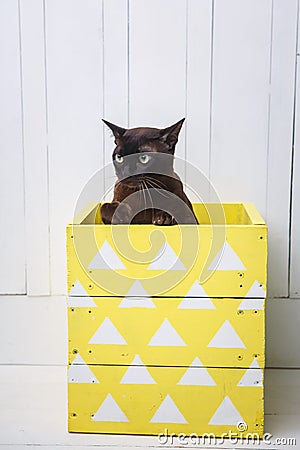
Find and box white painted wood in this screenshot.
[103,0,128,201]
[45,0,104,295]
[210,0,272,216]
[266,298,300,368]
[129,0,187,164]
[265,369,300,415]
[0,0,26,294]
[266,0,298,298]
[0,296,67,366]
[185,0,212,202]
[19,0,50,295]
[290,5,300,298]
[0,364,298,447]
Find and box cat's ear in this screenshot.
[159,118,185,153]
[102,119,126,143]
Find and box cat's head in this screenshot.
[102,118,185,181]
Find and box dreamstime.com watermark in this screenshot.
[157,427,297,447]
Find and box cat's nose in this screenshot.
[123,166,135,178]
[123,163,137,178]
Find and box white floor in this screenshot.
[0,367,299,449]
[0,296,299,449]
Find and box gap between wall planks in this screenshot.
[290,1,300,299]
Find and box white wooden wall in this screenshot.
[0,0,300,366]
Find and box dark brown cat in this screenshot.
[100,118,198,225]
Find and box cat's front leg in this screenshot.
[100,202,132,224]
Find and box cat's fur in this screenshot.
[100,118,198,225]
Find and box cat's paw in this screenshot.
[111,202,133,224]
[152,211,175,226]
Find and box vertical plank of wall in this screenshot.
[19,0,50,295]
[266,0,298,298]
[290,2,300,298]
[0,0,26,294]
[129,0,187,165]
[103,0,128,201]
[45,0,104,295]
[185,0,212,202]
[210,0,272,216]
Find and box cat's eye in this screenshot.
[139,154,150,164]
[115,154,124,164]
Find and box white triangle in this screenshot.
[208,242,246,271]
[92,394,129,422]
[150,395,188,424]
[184,281,209,297]
[177,358,216,386]
[178,297,215,310]
[120,355,156,384]
[237,359,263,386]
[119,297,156,308]
[148,319,186,346]
[208,320,246,348]
[245,281,266,298]
[88,241,126,270]
[69,280,89,296]
[148,243,186,270]
[68,296,97,307]
[89,317,127,345]
[68,355,99,384]
[238,298,264,310]
[209,396,245,425]
[126,280,148,296]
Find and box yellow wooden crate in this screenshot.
[67,202,267,437]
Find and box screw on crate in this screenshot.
[237,310,244,315]
[237,355,243,360]
[72,349,78,354]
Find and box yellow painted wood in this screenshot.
[68,298,265,368]
[68,364,264,437]
[67,203,267,298]
[66,202,266,436]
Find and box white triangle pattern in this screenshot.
[126,281,148,296]
[238,298,264,310]
[88,241,126,270]
[148,243,186,270]
[150,395,188,424]
[245,281,266,298]
[68,358,99,384]
[208,242,246,271]
[148,319,186,346]
[118,297,156,309]
[89,318,127,345]
[69,280,89,296]
[209,396,245,425]
[184,281,209,297]
[92,394,129,422]
[120,355,156,384]
[207,320,246,348]
[178,297,215,310]
[177,358,216,386]
[237,359,263,386]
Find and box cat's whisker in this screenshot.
[144,179,169,198]
[144,176,167,189]
[142,181,155,222]
[144,177,169,192]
